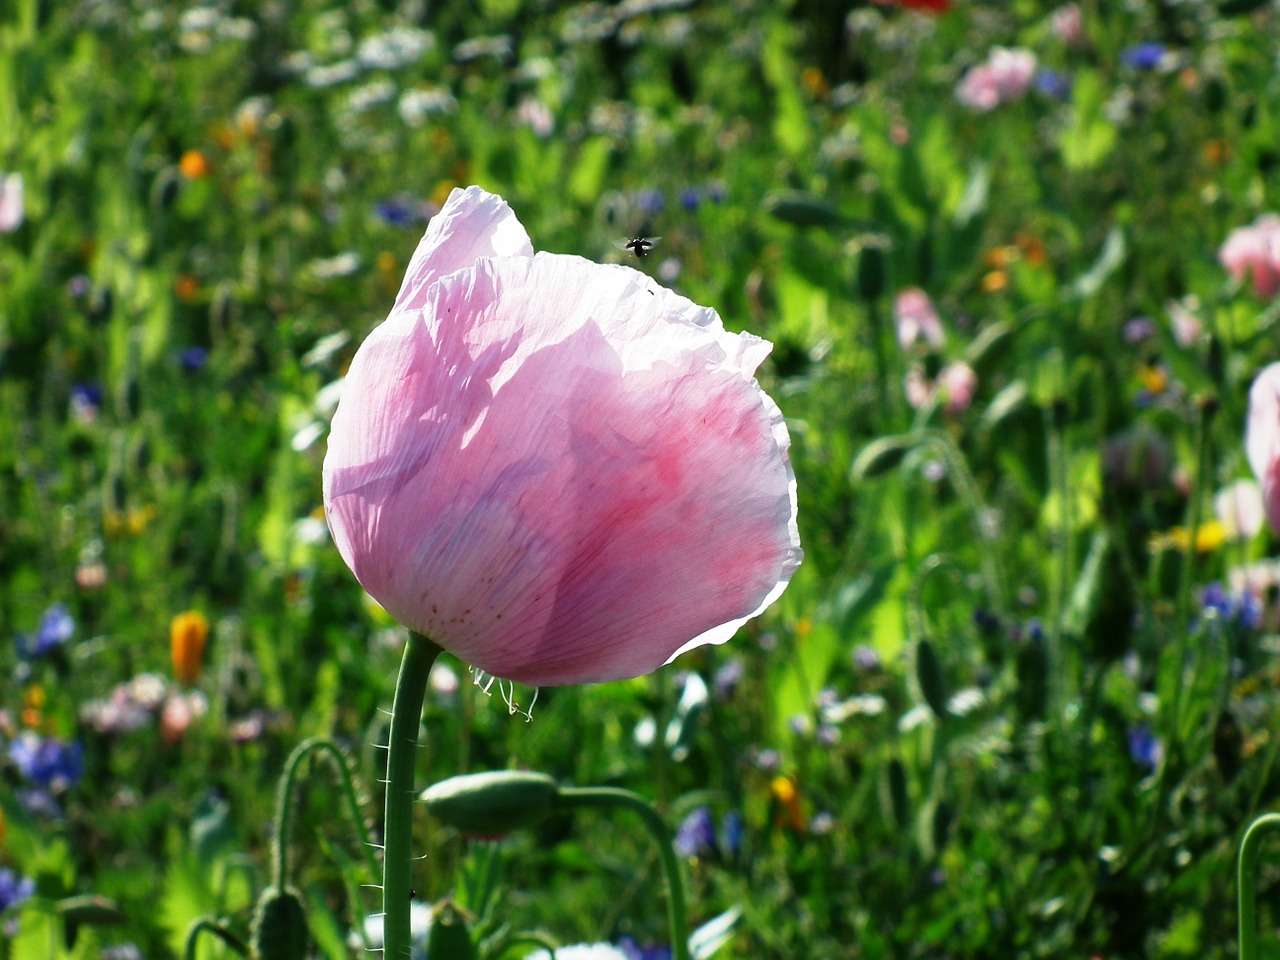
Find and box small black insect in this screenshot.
[614,236,662,258]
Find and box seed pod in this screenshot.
[915,639,950,721]
[425,901,477,960]
[761,190,844,228]
[251,886,309,960]
[57,895,125,951]
[856,246,886,301]
[885,759,910,831]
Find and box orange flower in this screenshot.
[21,684,45,728]
[1205,140,1228,166]
[770,776,807,834]
[984,245,1019,269]
[170,611,210,685]
[179,149,211,180]
[1015,231,1047,267]
[175,274,200,301]
[980,271,1008,293]
[801,67,829,98]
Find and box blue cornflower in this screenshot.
[69,382,103,415]
[20,603,74,658]
[1122,43,1166,70]
[1128,723,1163,770]
[180,346,208,371]
[678,187,700,212]
[7,732,84,791]
[635,188,664,215]
[1035,69,1071,99]
[722,810,745,858]
[1202,582,1233,619]
[0,868,34,914]
[373,196,425,227]
[1201,582,1262,631]
[674,806,717,859]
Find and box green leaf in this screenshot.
[1058,70,1117,171]
[1065,226,1125,301]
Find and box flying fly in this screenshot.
[615,236,662,259]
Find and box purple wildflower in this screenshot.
[674,806,718,859]
[0,868,34,914]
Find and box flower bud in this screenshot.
[420,771,560,836]
[170,611,209,686]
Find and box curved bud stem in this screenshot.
[558,786,690,960]
[273,736,380,892]
[1240,813,1280,960]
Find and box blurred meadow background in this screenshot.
[4,0,1280,956]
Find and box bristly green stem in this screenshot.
[183,918,248,959]
[273,736,380,892]
[1239,813,1280,960]
[382,631,443,960]
[558,786,690,960]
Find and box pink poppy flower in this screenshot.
[1214,479,1264,541]
[893,288,945,350]
[938,361,978,416]
[1220,214,1280,298]
[1049,4,1084,47]
[956,48,1037,111]
[323,187,801,687]
[1246,363,1280,536]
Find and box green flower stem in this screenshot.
[1170,400,1213,739]
[272,736,380,891]
[558,786,690,960]
[382,631,443,960]
[1239,813,1280,960]
[920,429,1005,613]
[183,918,248,959]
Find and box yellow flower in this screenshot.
[1148,520,1227,554]
[1137,363,1167,396]
[171,611,210,685]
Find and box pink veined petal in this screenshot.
[324,252,801,686]
[1246,363,1280,487]
[394,185,534,312]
